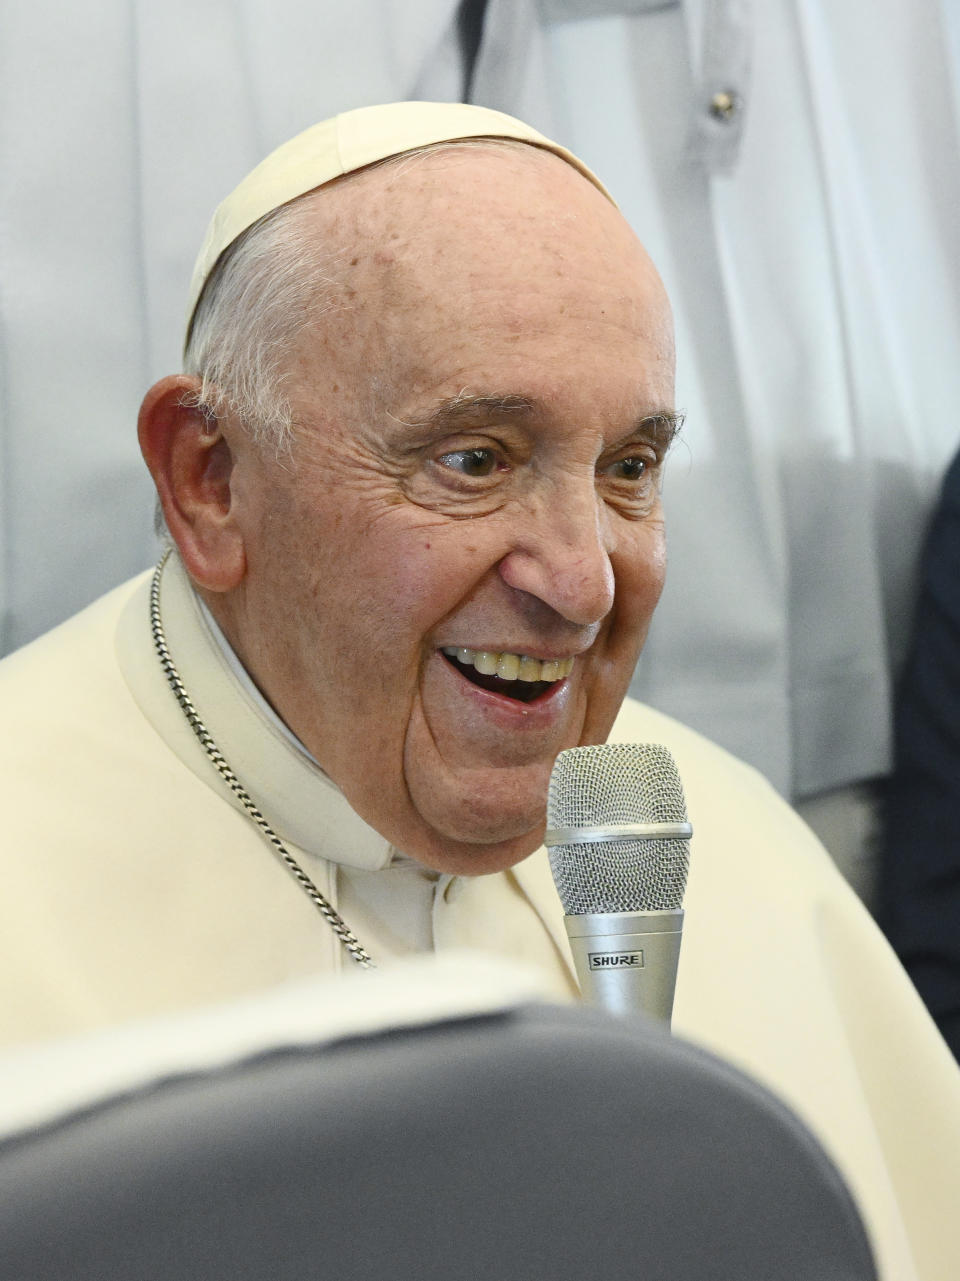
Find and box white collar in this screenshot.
[193,592,426,871]
[194,594,320,765]
[116,552,397,872]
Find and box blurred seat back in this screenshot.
[0,960,876,1280]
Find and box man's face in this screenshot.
[220,146,676,874]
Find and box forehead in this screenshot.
[322,143,649,286]
[289,144,673,415]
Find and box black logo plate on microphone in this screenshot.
[587,950,644,970]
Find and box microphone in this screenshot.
[546,743,692,1026]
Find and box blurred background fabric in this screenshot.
[2,0,960,908]
[879,446,960,1060]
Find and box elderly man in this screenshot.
[1,104,958,1278]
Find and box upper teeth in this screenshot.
[442,647,574,683]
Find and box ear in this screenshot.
[137,374,246,591]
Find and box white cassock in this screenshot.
[0,550,958,1281]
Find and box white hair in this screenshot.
[182,197,342,456]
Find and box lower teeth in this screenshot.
[445,654,549,702]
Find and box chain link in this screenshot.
[149,551,375,969]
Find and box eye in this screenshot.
[437,447,499,477]
[605,456,647,481]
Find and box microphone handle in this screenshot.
[564,909,683,1026]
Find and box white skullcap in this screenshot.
[185,100,613,348]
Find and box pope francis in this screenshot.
[1,103,958,1280]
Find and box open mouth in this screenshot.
[441,647,573,704]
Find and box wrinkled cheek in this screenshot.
[402,689,454,792]
[581,539,665,737]
[628,526,667,627]
[401,708,551,849]
[400,704,473,842]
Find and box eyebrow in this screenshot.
[636,409,685,452]
[395,393,536,431]
[396,392,684,450]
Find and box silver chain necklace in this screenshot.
[149,551,375,969]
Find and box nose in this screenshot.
[497,482,616,626]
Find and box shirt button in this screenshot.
[442,876,464,903]
[709,89,740,121]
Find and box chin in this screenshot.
[412,814,547,878]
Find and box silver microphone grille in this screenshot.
[547,743,690,914]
